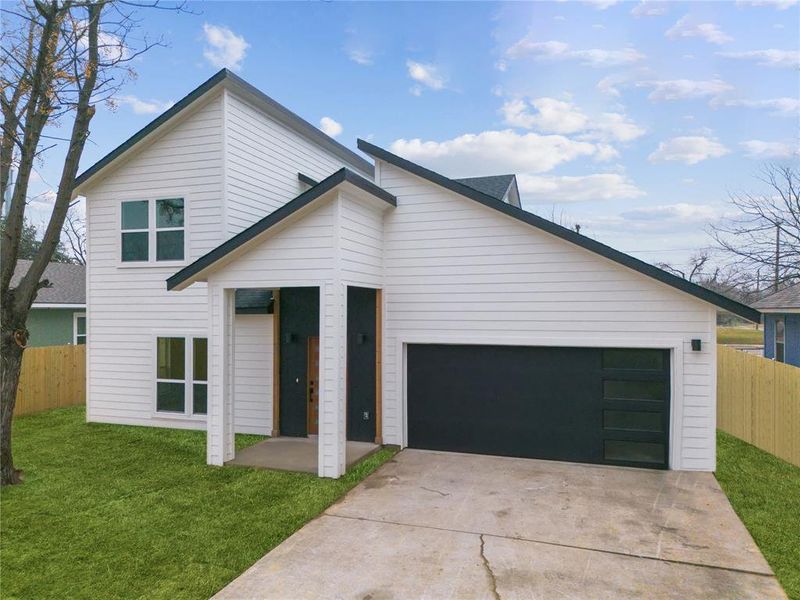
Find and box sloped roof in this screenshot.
[73,69,373,193]
[455,175,516,201]
[753,282,800,310]
[12,260,85,305]
[167,168,395,291]
[357,139,760,323]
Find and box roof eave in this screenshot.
[356,139,760,323]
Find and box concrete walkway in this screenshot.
[215,450,786,599]
[226,437,378,474]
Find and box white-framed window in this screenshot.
[73,312,86,345]
[155,335,207,415]
[775,317,785,363]
[121,197,185,264]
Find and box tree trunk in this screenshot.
[0,305,25,486]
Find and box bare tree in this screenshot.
[657,251,712,283]
[710,164,800,293]
[62,203,86,264]
[0,0,184,486]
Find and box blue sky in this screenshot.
[30,0,800,267]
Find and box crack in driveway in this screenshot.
[479,534,501,600]
[420,486,450,497]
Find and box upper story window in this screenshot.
[121,198,185,263]
[775,317,785,363]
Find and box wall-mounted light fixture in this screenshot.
[356,333,367,345]
[691,339,702,352]
[283,332,297,344]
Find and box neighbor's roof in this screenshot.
[455,175,517,202]
[167,168,395,291]
[357,139,760,323]
[73,69,374,193]
[12,260,85,306]
[753,282,800,310]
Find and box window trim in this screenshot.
[73,312,86,345]
[152,331,208,419]
[775,316,785,363]
[117,193,189,268]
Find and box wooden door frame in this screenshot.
[271,289,280,437]
[375,289,383,444]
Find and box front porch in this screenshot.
[227,437,380,474]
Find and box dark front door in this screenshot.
[346,286,377,442]
[279,287,319,437]
[407,344,670,469]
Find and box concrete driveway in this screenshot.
[215,450,786,599]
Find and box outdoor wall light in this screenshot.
[356,333,367,345]
[283,332,297,344]
[691,339,702,352]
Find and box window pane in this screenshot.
[76,316,86,335]
[121,232,149,262]
[604,380,666,401]
[157,337,185,380]
[193,383,207,415]
[121,200,148,230]
[76,336,86,345]
[603,410,662,432]
[604,440,665,464]
[156,230,184,261]
[777,342,785,363]
[776,318,785,343]
[157,382,185,412]
[156,198,184,228]
[602,349,664,371]
[193,338,208,381]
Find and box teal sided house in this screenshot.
[12,260,86,347]
[753,283,800,366]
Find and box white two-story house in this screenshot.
[73,69,759,478]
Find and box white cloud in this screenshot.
[500,97,645,143]
[649,136,730,164]
[621,203,718,223]
[518,173,644,203]
[319,116,343,138]
[631,1,668,16]
[712,97,800,117]
[717,49,800,69]
[736,0,798,9]
[389,130,606,176]
[77,21,129,63]
[639,78,734,101]
[740,140,797,159]
[409,85,423,97]
[406,60,446,91]
[495,60,508,72]
[202,23,249,71]
[505,37,645,67]
[584,0,620,9]
[116,95,174,115]
[554,15,567,21]
[666,16,733,45]
[347,49,373,66]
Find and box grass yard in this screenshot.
[0,407,397,600]
[717,326,763,345]
[716,431,800,600]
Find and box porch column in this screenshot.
[317,281,347,478]
[207,285,235,466]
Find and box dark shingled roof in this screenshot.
[235,289,274,314]
[11,260,85,305]
[455,175,516,201]
[753,282,800,310]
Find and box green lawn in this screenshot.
[717,326,763,345]
[716,431,800,600]
[0,407,397,600]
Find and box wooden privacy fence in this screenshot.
[15,344,86,416]
[717,344,800,467]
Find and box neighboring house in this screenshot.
[11,260,86,347]
[754,283,800,366]
[72,69,759,478]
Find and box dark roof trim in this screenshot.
[298,172,319,187]
[357,139,760,323]
[167,168,395,291]
[75,69,373,190]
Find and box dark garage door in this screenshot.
[407,344,670,469]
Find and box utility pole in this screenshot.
[774,221,781,293]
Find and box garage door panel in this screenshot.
[407,344,669,469]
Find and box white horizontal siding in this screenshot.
[339,191,384,288]
[233,314,273,435]
[84,94,225,431]
[224,90,371,236]
[378,162,717,471]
